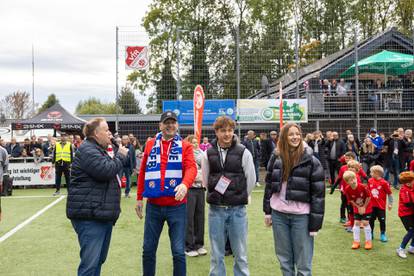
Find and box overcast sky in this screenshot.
[0,0,151,113]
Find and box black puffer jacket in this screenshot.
[263,147,325,232]
[66,138,126,223]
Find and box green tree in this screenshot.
[75,98,121,115]
[152,58,177,113]
[38,94,59,113]
[117,86,142,114]
[395,0,414,35]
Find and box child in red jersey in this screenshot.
[330,152,357,224]
[342,160,367,231]
[368,165,393,242]
[396,171,414,258]
[343,170,373,250]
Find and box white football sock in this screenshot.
[353,225,360,242]
[364,225,372,241]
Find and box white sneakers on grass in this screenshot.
[185,247,208,257]
[396,248,407,259]
[396,246,414,258]
[197,247,208,255]
[185,251,199,257]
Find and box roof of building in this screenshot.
[250,28,414,99]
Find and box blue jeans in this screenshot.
[384,157,400,188]
[122,168,132,195]
[71,219,113,276]
[143,202,186,276]
[271,210,314,276]
[208,205,249,276]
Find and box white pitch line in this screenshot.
[1,195,63,199]
[0,195,66,243]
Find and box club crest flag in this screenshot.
[193,85,205,144]
[125,46,149,70]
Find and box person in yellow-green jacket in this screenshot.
[53,133,74,196]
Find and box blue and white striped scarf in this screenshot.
[143,132,183,198]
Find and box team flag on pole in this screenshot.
[279,82,283,129]
[125,46,149,70]
[193,85,205,144]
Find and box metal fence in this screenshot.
[112,23,414,143]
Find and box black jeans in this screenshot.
[340,192,347,220]
[328,159,341,185]
[185,188,205,251]
[370,207,386,233]
[55,162,71,191]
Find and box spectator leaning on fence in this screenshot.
[66,117,128,276]
[52,133,73,196]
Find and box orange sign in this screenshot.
[193,85,205,144]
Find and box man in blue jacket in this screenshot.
[67,117,128,276]
[368,128,384,150]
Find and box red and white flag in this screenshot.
[193,85,205,144]
[125,46,149,70]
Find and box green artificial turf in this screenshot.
[0,187,413,276]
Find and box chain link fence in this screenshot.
[112,24,414,143]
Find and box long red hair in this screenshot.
[277,123,304,182]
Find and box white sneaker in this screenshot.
[408,246,414,254]
[256,182,261,187]
[396,248,407,259]
[185,250,199,257]
[197,247,208,256]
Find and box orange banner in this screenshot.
[193,85,205,144]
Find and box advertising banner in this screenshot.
[237,99,308,123]
[7,160,55,186]
[163,100,235,125]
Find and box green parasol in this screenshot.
[340,50,414,78]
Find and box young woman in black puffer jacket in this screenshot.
[263,123,325,276]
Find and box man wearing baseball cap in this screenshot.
[368,128,384,150]
[135,111,197,276]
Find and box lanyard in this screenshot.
[218,146,226,169]
[160,138,173,159]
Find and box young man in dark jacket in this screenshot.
[202,116,256,276]
[384,131,407,189]
[67,117,128,276]
[260,130,278,169]
[242,130,261,186]
[327,131,346,185]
